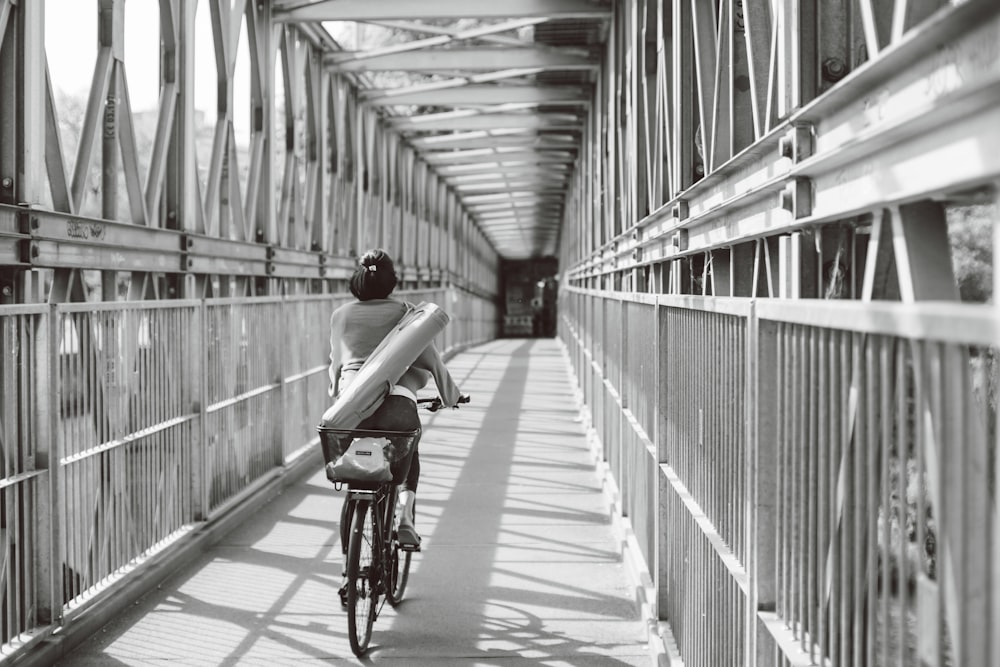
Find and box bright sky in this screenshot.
[45,0,257,138]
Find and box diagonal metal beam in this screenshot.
[454,178,569,192]
[478,208,564,219]
[438,161,572,175]
[463,190,567,203]
[468,199,566,212]
[422,137,576,152]
[361,68,544,101]
[326,47,598,72]
[361,19,536,48]
[365,84,589,107]
[392,113,583,132]
[410,130,577,150]
[423,147,576,163]
[274,0,613,22]
[328,18,546,64]
[443,167,573,183]
[413,131,578,150]
[451,171,571,184]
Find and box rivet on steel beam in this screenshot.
[1,286,11,297]
[822,58,848,83]
[1,177,12,189]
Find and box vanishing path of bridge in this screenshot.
[1,1,998,666]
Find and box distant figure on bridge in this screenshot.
[327,248,463,553]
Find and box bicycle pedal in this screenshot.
[399,543,421,553]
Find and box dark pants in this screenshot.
[339,395,422,553]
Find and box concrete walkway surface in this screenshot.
[56,338,651,666]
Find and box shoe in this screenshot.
[338,580,348,607]
[396,488,421,548]
[397,523,421,548]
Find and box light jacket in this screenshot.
[328,298,461,407]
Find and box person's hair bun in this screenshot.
[350,249,397,300]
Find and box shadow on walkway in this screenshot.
[58,339,649,666]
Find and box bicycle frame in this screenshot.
[344,483,396,604]
[318,396,467,655]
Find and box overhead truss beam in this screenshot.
[363,84,589,107]
[274,0,612,22]
[326,47,598,72]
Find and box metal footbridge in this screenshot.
[1,1,998,665]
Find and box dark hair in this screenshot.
[349,249,397,300]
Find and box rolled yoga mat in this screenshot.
[319,301,450,429]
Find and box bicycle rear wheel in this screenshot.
[386,540,412,604]
[384,488,411,605]
[346,499,377,656]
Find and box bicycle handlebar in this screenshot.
[417,394,471,412]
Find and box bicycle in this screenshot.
[317,394,469,657]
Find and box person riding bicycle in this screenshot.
[327,248,462,549]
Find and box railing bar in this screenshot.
[59,416,195,465]
[818,328,829,660]
[804,325,813,655]
[731,316,738,560]
[57,299,202,314]
[792,325,802,645]
[880,336,892,666]
[895,340,908,667]
[826,329,838,666]
[866,335,879,666]
[946,342,969,664]
[913,339,927,667]
[776,323,785,620]
[931,341,947,667]
[204,383,281,414]
[854,331,868,667]
[0,469,47,490]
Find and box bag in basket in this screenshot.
[328,437,392,483]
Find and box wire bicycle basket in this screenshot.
[317,426,420,486]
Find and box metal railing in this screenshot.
[560,286,997,666]
[0,288,493,660]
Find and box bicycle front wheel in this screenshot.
[346,499,376,656]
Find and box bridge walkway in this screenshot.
[55,338,653,666]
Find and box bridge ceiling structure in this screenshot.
[274,0,612,260]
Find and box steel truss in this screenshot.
[0,0,499,305]
[563,0,999,302]
[560,2,999,666]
